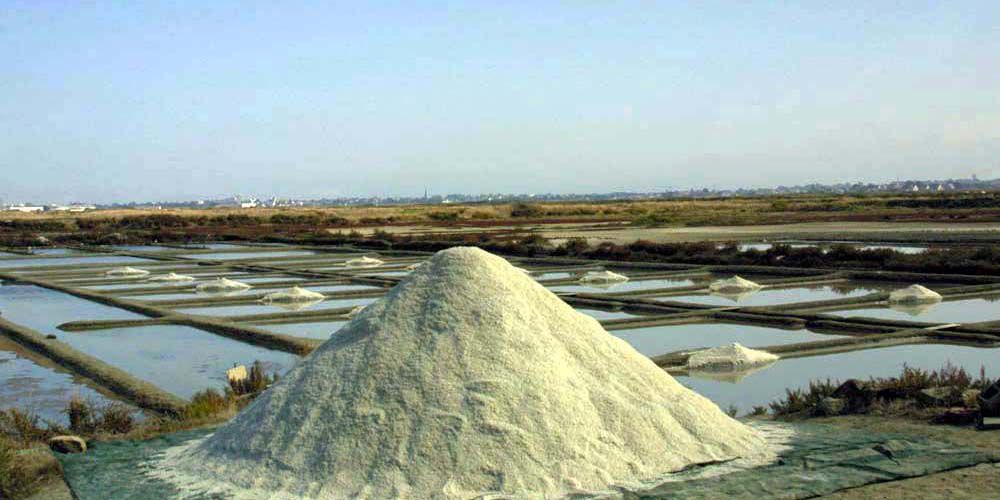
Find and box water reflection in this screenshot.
[55,325,299,399]
[836,296,1000,324]
[677,343,997,413]
[611,323,838,357]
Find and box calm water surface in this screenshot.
[678,344,997,413]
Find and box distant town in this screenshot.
[4,175,998,213]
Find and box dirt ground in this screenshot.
[539,221,1000,245]
[807,415,1000,499]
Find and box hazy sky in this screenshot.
[2,2,998,203]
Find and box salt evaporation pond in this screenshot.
[549,277,702,294]
[610,323,840,358]
[109,245,177,252]
[661,283,894,307]
[178,250,316,261]
[575,307,638,321]
[26,248,79,256]
[0,255,156,269]
[531,271,577,281]
[834,296,1000,324]
[0,337,121,425]
[737,242,928,254]
[173,296,380,317]
[54,325,298,399]
[0,284,141,334]
[259,321,348,340]
[679,343,998,413]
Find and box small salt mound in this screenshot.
[345,256,384,268]
[147,272,195,282]
[687,343,778,371]
[888,284,942,304]
[161,247,768,498]
[709,289,757,303]
[709,275,762,293]
[345,305,365,319]
[195,277,252,293]
[578,270,629,283]
[259,286,326,304]
[104,266,149,278]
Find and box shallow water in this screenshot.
[26,248,79,256]
[109,245,177,252]
[0,255,156,270]
[177,251,315,261]
[660,283,893,307]
[173,296,380,317]
[575,308,637,321]
[259,321,349,340]
[0,338,120,425]
[611,323,839,357]
[532,271,578,281]
[0,284,141,335]
[737,242,928,254]
[550,277,700,294]
[678,343,998,413]
[834,297,1000,324]
[54,326,299,398]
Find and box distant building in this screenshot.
[7,205,45,213]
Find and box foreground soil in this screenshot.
[807,415,1000,499]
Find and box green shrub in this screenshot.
[228,361,279,398]
[183,389,230,420]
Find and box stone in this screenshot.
[962,389,981,408]
[931,408,979,426]
[832,379,873,413]
[815,397,846,416]
[48,435,87,454]
[918,386,960,408]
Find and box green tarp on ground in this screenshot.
[59,423,997,499]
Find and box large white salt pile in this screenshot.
[578,270,629,284]
[888,284,942,304]
[147,272,195,282]
[708,275,762,293]
[160,247,767,498]
[195,277,252,293]
[345,255,384,268]
[687,343,779,371]
[104,266,150,278]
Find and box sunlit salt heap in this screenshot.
[195,277,252,293]
[888,284,942,304]
[162,247,766,499]
[578,270,629,284]
[259,286,325,304]
[709,275,762,293]
[687,343,779,371]
[148,272,195,282]
[345,255,384,268]
[104,266,149,277]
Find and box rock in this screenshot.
[815,397,846,416]
[962,389,981,408]
[832,379,873,413]
[931,407,980,426]
[918,386,960,408]
[979,379,1000,416]
[48,435,87,454]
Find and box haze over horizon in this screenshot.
[2,2,998,204]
